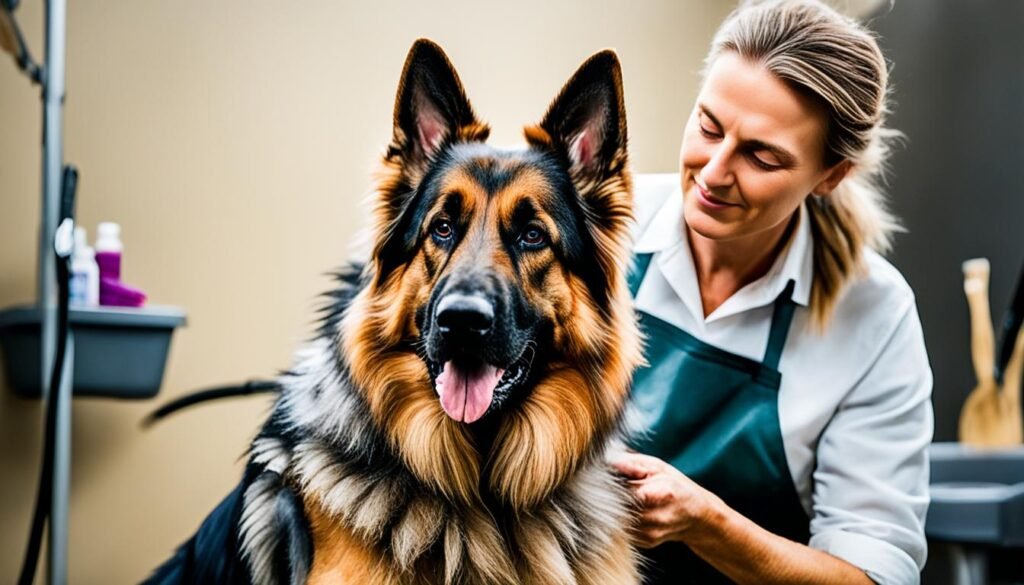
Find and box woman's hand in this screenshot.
[609,451,723,548]
[610,451,875,585]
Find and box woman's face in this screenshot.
[680,51,848,242]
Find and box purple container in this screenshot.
[95,250,121,282]
[100,277,147,308]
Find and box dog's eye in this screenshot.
[519,227,547,249]
[431,219,454,241]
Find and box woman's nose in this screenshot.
[700,144,734,189]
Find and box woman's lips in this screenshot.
[694,182,738,210]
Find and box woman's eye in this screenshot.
[697,113,721,138]
[698,123,721,139]
[749,151,783,170]
[432,220,454,240]
[519,227,547,248]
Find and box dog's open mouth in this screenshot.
[426,344,535,423]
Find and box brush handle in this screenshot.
[963,259,995,384]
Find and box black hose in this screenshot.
[142,380,281,427]
[17,235,71,585]
[17,166,77,585]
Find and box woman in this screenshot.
[611,1,932,584]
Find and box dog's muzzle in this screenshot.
[426,286,535,424]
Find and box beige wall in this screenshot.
[0,1,732,582]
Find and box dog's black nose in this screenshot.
[436,293,494,338]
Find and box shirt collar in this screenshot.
[633,183,813,322]
[635,183,687,254]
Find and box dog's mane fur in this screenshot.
[238,259,640,584]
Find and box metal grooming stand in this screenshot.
[5,4,182,582]
[38,0,71,582]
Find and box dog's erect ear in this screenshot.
[373,40,486,287]
[391,39,485,170]
[525,51,632,309]
[528,50,628,192]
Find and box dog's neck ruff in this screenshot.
[238,338,638,585]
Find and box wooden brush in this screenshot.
[958,258,1023,447]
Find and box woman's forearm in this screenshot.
[686,496,875,585]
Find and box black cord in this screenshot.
[142,380,281,427]
[17,231,71,585]
[17,166,77,585]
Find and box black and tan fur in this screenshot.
[147,39,643,585]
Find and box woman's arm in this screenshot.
[611,452,874,585]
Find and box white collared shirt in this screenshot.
[631,174,933,585]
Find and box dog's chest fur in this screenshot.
[236,337,639,585]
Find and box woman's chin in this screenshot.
[684,200,742,242]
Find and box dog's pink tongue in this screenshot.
[436,361,503,423]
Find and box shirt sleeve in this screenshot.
[807,298,933,585]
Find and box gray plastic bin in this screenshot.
[928,442,1024,546]
[0,304,186,399]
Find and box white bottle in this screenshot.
[70,227,100,307]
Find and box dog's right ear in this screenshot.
[389,39,487,173]
[373,40,487,287]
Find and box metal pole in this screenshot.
[41,0,70,583]
[38,0,66,398]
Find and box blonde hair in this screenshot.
[708,0,901,327]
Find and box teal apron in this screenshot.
[628,253,810,584]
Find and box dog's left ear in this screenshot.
[528,50,628,193]
[390,39,488,173]
[527,51,632,304]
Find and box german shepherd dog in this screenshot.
[147,39,642,585]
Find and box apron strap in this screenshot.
[628,253,654,298]
[630,252,796,370]
[762,279,797,370]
